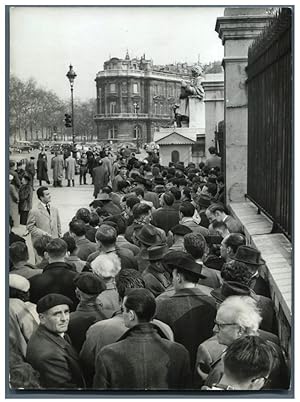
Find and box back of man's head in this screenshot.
[134,187,144,198]
[75,208,90,224]
[126,196,140,210]
[132,203,151,220]
[10,241,29,264]
[223,336,271,388]
[208,203,226,215]
[184,233,207,259]
[95,224,117,246]
[118,181,130,192]
[170,187,181,201]
[124,288,156,323]
[33,235,52,258]
[180,201,195,217]
[162,192,175,206]
[62,235,77,254]
[69,219,87,237]
[115,269,145,300]
[208,146,216,155]
[46,238,67,259]
[223,233,246,254]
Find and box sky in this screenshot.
[9,6,225,101]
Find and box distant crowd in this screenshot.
[8,145,290,391]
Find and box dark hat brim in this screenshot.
[210,288,225,303]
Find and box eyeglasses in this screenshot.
[214,320,238,330]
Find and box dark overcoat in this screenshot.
[93,323,191,389]
[29,262,78,309]
[37,157,49,181]
[26,325,85,389]
[155,287,216,369]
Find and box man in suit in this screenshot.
[26,293,85,389]
[207,204,244,234]
[26,187,61,244]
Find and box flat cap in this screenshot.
[9,274,30,292]
[37,293,73,314]
[171,224,192,236]
[74,272,106,295]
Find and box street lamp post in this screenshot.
[133,102,140,153]
[66,64,77,150]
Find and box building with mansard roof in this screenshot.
[94,52,194,145]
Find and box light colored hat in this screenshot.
[91,253,121,278]
[9,174,14,181]
[9,274,30,292]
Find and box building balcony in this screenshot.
[94,113,171,120]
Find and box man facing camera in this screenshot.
[26,294,85,389]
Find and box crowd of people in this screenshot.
[8,145,290,392]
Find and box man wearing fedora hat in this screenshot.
[155,251,216,370]
[133,224,166,273]
[141,244,172,297]
[26,293,86,389]
[232,245,270,298]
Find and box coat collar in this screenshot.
[38,201,50,218]
[117,322,167,342]
[37,325,79,361]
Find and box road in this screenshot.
[10,147,148,263]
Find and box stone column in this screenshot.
[188,96,205,129]
[215,8,273,203]
[202,75,224,157]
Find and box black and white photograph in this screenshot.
[6,3,293,397]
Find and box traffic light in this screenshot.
[64,114,72,128]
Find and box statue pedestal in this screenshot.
[188,96,205,129]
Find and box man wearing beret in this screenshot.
[67,273,107,352]
[26,293,86,389]
[155,251,216,372]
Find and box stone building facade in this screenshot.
[94,53,194,144]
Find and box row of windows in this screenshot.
[107,125,141,139]
[104,83,178,96]
[107,102,172,115]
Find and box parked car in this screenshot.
[50,144,62,154]
[11,141,33,153]
[30,141,43,150]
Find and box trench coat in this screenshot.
[9,298,39,358]
[93,323,191,389]
[37,157,49,181]
[93,164,109,198]
[65,156,76,180]
[51,155,64,182]
[26,325,86,389]
[18,183,33,212]
[9,184,19,226]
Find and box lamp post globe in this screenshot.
[66,64,77,150]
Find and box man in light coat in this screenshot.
[26,187,61,245]
[51,152,64,187]
[65,152,76,187]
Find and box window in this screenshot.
[154,103,158,115]
[192,138,205,157]
[133,125,141,139]
[109,83,116,93]
[110,102,116,114]
[133,83,139,94]
[160,103,164,115]
[108,126,117,139]
[122,82,127,92]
